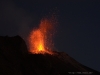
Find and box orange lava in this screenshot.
[28,18,56,55]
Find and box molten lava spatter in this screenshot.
[29,18,56,54]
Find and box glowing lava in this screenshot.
[28,18,56,54]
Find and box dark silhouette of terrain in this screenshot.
[0,36,99,75]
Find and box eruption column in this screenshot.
[28,18,56,55]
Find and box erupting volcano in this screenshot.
[0,19,100,75]
[28,18,56,55]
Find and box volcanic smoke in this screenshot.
[28,17,56,55]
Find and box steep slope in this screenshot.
[0,36,99,75]
[21,52,100,75]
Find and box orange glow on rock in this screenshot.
[28,17,56,55]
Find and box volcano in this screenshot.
[0,35,100,75]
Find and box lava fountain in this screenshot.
[28,17,56,55]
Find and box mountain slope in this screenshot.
[0,36,99,75]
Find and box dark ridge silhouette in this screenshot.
[0,36,99,75]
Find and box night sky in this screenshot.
[0,0,100,72]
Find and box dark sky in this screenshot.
[0,0,100,72]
